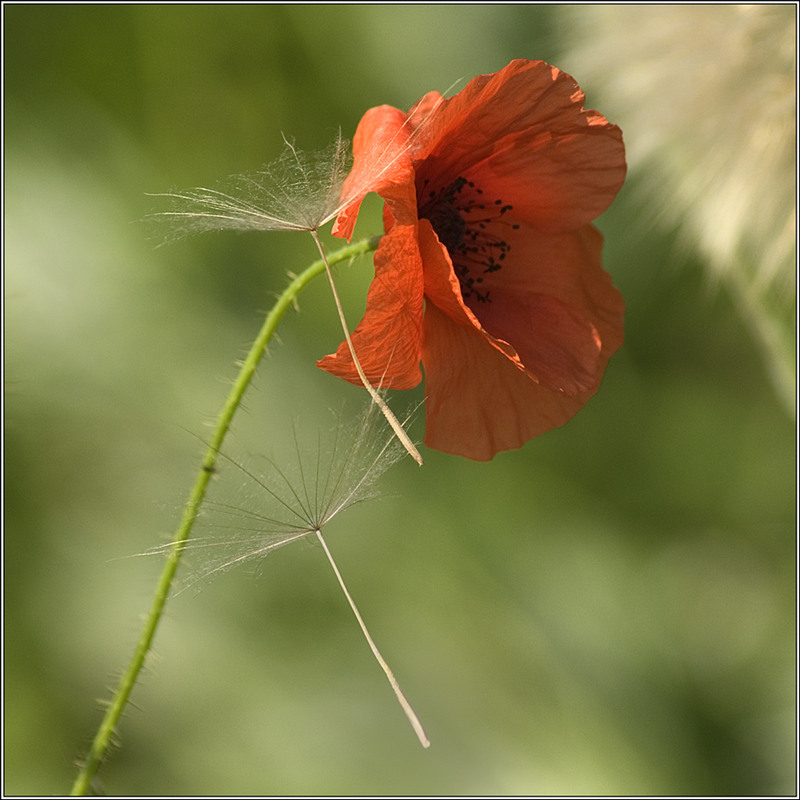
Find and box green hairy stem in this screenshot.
[70,235,380,796]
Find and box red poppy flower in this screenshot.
[318,59,626,461]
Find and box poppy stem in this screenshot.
[314,529,431,748]
[69,236,380,796]
[309,230,424,466]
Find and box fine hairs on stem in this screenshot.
[71,89,455,793]
[69,239,380,796]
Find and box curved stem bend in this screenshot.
[70,235,380,796]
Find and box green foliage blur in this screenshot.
[4,4,796,796]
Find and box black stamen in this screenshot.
[418,176,516,304]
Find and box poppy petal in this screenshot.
[326,60,626,459]
[416,218,527,371]
[480,223,623,345]
[464,222,624,392]
[464,126,625,233]
[418,219,481,329]
[333,105,417,241]
[419,218,623,395]
[421,301,614,461]
[412,59,626,232]
[475,290,602,395]
[317,224,424,389]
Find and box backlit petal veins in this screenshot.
[321,59,626,459]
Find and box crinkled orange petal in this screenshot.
[465,126,625,233]
[421,301,609,461]
[474,222,621,319]
[411,59,626,232]
[417,219,624,459]
[419,219,623,393]
[418,219,483,331]
[465,223,624,394]
[325,59,627,459]
[476,291,602,395]
[317,224,424,389]
[333,105,416,241]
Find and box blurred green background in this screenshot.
[4,4,796,796]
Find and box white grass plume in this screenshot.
[559,5,796,414]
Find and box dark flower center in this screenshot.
[418,176,519,304]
